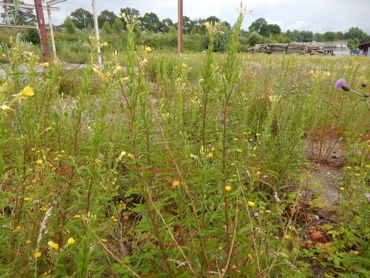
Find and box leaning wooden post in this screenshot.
[34,0,49,60]
[178,0,184,55]
[92,0,102,65]
[47,5,57,60]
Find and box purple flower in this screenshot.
[335,78,346,89]
[335,78,350,91]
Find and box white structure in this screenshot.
[329,40,351,56]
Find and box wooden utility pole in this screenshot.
[178,0,183,55]
[34,0,49,59]
[92,0,102,65]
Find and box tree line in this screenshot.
[62,7,370,50]
[1,2,369,50]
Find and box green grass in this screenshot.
[0,16,369,277]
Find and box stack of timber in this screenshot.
[250,41,349,56]
[270,43,287,53]
[306,43,324,55]
[286,43,307,54]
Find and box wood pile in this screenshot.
[270,43,287,53]
[306,43,324,55]
[287,43,306,54]
[250,42,347,55]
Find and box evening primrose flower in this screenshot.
[33,251,42,258]
[225,185,232,192]
[21,86,34,97]
[48,241,59,250]
[248,201,256,207]
[335,78,350,91]
[14,86,34,97]
[172,180,180,188]
[67,237,75,246]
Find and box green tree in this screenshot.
[183,16,195,33]
[113,18,124,32]
[0,0,36,25]
[98,10,118,27]
[249,18,268,34]
[322,31,338,41]
[141,12,161,32]
[70,8,93,30]
[63,16,77,34]
[102,21,113,34]
[268,24,281,35]
[160,18,174,33]
[246,31,264,46]
[344,27,369,44]
[205,16,220,24]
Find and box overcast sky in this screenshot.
[38,0,370,33]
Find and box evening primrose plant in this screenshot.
[1,9,369,278]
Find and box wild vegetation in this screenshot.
[0,11,369,277]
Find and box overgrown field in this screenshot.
[0,14,369,278]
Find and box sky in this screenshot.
[33,0,370,33]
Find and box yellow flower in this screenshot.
[24,197,32,201]
[248,201,256,207]
[33,251,42,258]
[101,42,108,47]
[48,241,59,250]
[225,185,232,192]
[92,66,100,74]
[40,62,49,68]
[20,86,34,97]
[73,214,81,218]
[339,187,345,191]
[172,180,180,188]
[354,173,361,177]
[111,215,118,222]
[36,159,43,165]
[145,46,152,53]
[101,238,107,243]
[26,240,32,244]
[207,152,214,158]
[67,238,75,246]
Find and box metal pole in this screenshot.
[178,0,184,55]
[34,0,49,60]
[47,6,57,60]
[92,0,102,65]
[3,0,9,26]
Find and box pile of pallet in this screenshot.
[287,43,306,54]
[250,42,343,55]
